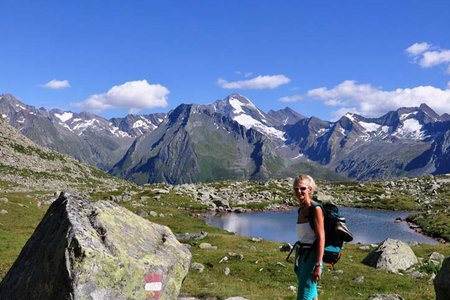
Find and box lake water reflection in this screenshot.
[204,207,438,244]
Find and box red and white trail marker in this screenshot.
[144,273,162,300]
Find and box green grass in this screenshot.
[0,192,49,279]
[1,185,449,299]
[407,208,450,241]
[111,190,450,299]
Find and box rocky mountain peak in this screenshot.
[418,103,441,120]
[0,94,32,115]
[267,107,306,126]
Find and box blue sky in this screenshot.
[1,0,450,120]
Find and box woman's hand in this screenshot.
[310,266,321,282]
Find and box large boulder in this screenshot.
[0,192,191,299]
[434,256,450,300]
[362,238,418,273]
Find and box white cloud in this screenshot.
[307,80,450,119]
[420,50,450,67]
[218,74,290,89]
[279,94,303,103]
[41,79,71,89]
[72,80,169,112]
[406,42,450,69]
[405,42,430,56]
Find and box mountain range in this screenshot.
[1,93,450,183]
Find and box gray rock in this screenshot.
[0,197,8,204]
[434,256,450,300]
[408,271,425,279]
[224,267,231,276]
[362,238,418,273]
[250,237,262,242]
[199,243,217,250]
[190,262,205,273]
[219,256,229,263]
[0,209,7,215]
[0,192,191,299]
[228,252,244,260]
[367,294,404,300]
[353,276,365,283]
[135,208,149,218]
[153,188,170,194]
[175,231,208,241]
[428,252,445,266]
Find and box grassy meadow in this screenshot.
[1,183,449,299]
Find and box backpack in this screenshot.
[311,202,353,265]
[286,201,353,266]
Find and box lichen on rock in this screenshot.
[0,192,191,299]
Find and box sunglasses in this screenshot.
[293,186,308,191]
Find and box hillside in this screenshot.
[0,116,132,192]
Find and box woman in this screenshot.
[293,174,325,300]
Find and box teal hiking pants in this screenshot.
[294,247,322,300]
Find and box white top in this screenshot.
[296,223,316,244]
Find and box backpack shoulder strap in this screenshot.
[308,202,323,230]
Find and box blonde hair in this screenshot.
[293,174,317,194]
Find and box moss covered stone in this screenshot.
[0,193,191,299]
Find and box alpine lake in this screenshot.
[204,207,438,245]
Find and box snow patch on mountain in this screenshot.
[132,119,155,130]
[55,112,73,122]
[400,112,418,121]
[110,126,132,138]
[344,113,356,122]
[359,121,381,132]
[229,98,245,114]
[73,119,98,131]
[229,96,266,120]
[394,119,425,139]
[234,114,286,140]
[228,95,285,140]
[15,104,26,111]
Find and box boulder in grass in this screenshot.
[362,238,418,273]
[0,192,191,300]
[434,256,450,300]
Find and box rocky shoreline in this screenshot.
[128,175,450,243]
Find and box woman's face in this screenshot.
[293,180,311,203]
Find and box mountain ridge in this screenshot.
[1,93,449,183]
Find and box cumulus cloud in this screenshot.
[307,80,450,119]
[405,42,430,56]
[406,42,450,69]
[218,74,290,89]
[279,94,303,103]
[41,79,71,89]
[72,80,169,112]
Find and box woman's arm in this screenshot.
[312,206,325,281]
